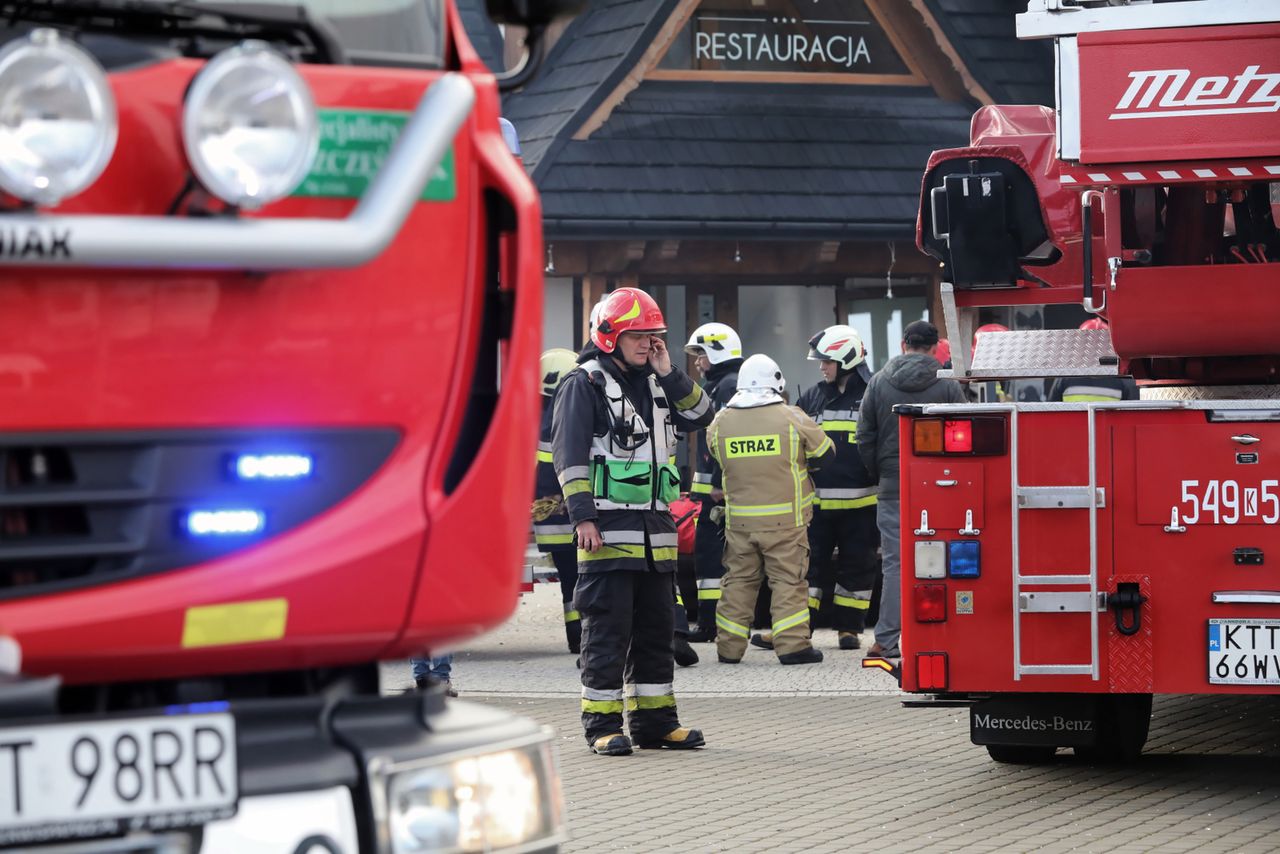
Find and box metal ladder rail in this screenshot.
[1013,401,1191,679]
[1012,404,1099,680]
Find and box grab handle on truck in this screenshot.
[1081,190,1106,314]
[0,74,475,270]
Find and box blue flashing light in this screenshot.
[235,453,313,481]
[949,540,981,578]
[164,701,231,715]
[185,509,266,537]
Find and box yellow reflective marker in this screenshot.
[725,434,781,458]
[182,598,288,649]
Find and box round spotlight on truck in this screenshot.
[0,28,118,206]
[182,41,319,209]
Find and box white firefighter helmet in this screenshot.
[807,324,867,371]
[588,298,607,337]
[684,322,743,365]
[728,354,786,409]
[539,348,578,397]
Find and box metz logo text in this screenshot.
[1109,65,1280,120]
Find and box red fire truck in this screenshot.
[885,0,1279,763]
[0,0,570,849]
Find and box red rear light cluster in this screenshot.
[913,583,947,622]
[913,417,1006,456]
[916,653,948,690]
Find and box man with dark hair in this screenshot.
[856,320,967,659]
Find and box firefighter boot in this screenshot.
[838,631,861,650]
[674,636,700,667]
[749,632,774,650]
[565,618,582,655]
[591,734,633,756]
[778,646,824,665]
[635,727,706,750]
[688,601,718,642]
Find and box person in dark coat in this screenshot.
[552,287,714,756]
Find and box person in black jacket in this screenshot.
[552,288,714,756]
[858,320,967,659]
[787,325,880,651]
[533,348,584,653]
[681,322,743,642]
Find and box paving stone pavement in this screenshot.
[383,585,1280,853]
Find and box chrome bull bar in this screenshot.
[0,73,475,270]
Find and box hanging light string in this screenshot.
[885,240,895,300]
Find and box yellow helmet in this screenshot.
[540,348,578,397]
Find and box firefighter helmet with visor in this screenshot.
[591,287,667,354]
[539,348,578,398]
[684,322,742,365]
[807,325,867,370]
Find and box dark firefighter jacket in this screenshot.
[533,393,574,553]
[857,353,967,501]
[551,345,714,573]
[1047,375,1139,402]
[796,374,878,510]
[690,358,741,499]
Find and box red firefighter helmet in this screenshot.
[591,287,667,353]
[1080,317,1108,331]
[935,338,952,365]
[973,323,1009,354]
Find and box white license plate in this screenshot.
[0,712,237,847]
[1208,619,1280,685]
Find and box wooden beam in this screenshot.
[581,274,608,345]
[903,0,995,105]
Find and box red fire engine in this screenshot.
[0,0,571,849]
[884,0,1279,763]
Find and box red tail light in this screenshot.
[913,583,947,622]
[943,421,971,452]
[912,417,1006,456]
[916,653,948,690]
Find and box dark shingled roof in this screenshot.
[503,0,679,175]
[924,0,1055,106]
[538,81,974,239]
[502,0,1049,240]
[456,0,506,74]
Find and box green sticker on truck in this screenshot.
[295,108,456,201]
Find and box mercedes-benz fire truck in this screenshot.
[0,1,570,850]
[889,0,1279,763]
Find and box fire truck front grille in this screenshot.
[0,429,399,600]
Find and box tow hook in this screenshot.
[1108,583,1146,636]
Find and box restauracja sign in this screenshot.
[695,29,872,69]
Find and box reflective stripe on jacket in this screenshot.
[533,395,575,552]
[797,378,878,509]
[708,403,835,531]
[691,362,740,497]
[551,351,713,572]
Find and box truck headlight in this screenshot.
[378,735,565,853]
[182,40,318,209]
[0,28,118,206]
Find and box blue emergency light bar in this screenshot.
[184,509,266,537]
[234,453,313,480]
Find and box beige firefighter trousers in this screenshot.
[716,525,812,659]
